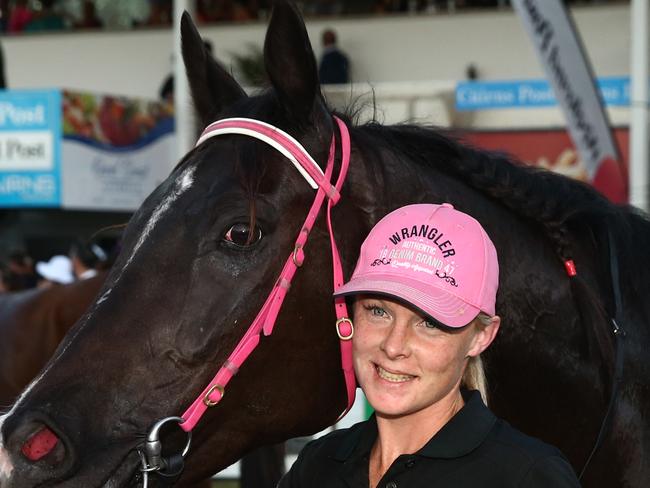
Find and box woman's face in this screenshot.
[352,296,498,419]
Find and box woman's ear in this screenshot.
[467,316,500,357]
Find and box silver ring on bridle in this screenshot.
[138,416,192,487]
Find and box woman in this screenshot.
[280,203,580,487]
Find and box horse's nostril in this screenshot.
[21,426,63,464]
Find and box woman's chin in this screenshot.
[365,389,415,417]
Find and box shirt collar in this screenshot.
[331,412,377,462]
[330,390,496,462]
[418,390,496,458]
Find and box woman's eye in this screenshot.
[422,320,438,330]
[364,305,386,318]
[223,223,262,247]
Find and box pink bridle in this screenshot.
[180,116,356,432]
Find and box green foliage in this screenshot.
[230,44,267,87]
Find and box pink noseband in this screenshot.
[180,117,356,431]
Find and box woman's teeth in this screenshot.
[376,365,414,382]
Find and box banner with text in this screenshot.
[0,90,61,207]
[456,77,629,111]
[511,0,625,199]
[61,91,174,211]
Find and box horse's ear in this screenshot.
[181,11,247,126]
[264,0,323,124]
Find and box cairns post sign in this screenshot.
[0,90,61,206]
[456,77,629,111]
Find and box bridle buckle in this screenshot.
[203,384,225,407]
[336,317,354,340]
[292,244,304,267]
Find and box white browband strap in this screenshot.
[195,117,323,190]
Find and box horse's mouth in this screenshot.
[96,449,144,488]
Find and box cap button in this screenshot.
[441,203,454,209]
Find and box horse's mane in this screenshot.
[349,121,650,302]
[346,119,650,380]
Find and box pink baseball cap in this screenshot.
[334,203,499,327]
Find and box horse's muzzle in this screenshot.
[1,415,74,487]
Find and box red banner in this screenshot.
[461,128,629,203]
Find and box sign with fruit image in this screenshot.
[61,90,175,210]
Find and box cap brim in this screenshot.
[334,274,480,328]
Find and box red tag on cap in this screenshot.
[21,427,59,461]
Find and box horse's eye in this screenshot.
[224,223,262,247]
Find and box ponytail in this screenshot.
[462,355,488,404]
[461,312,492,404]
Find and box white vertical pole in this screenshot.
[174,0,195,162]
[630,0,649,211]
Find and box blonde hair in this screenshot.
[460,313,492,404]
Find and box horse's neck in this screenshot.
[346,134,472,217]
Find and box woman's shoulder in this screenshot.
[488,417,567,460]
[483,418,580,486]
[298,420,369,460]
[458,391,568,463]
[278,421,371,488]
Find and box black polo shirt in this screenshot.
[279,390,580,487]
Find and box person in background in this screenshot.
[24,0,66,32]
[318,28,349,85]
[8,0,33,33]
[0,263,11,293]
[197,0,256,23]
[35,255,74,288]
[280,203,580,487]
[5,250,37,290]
[69,240,107,280]
[310,0,343,16]
[147,0,173,26]
[74,1,103,29]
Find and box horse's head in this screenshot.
[0,3,369,486]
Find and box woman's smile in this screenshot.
[374,363,416,383]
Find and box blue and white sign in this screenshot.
[0,89,62,207]
[456,77,629,111]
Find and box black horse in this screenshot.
[1,2,649,487]
[0,275,284,488]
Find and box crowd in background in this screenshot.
[0,0,627,34]
[0,239,116,293]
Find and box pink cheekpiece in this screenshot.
[334,203,499,327]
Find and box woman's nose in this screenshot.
[379,322,411,359]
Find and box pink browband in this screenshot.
[180,117,356,432]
